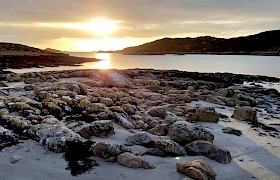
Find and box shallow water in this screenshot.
[7,53,280,78]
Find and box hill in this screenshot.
[120,30,280,55]
[0,43,98,69]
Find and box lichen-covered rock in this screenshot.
[91,142,131,160]
[185,140,232,164]
[0,115,30,134]
[154,139,186,156]
[117,152,155,169]
[168,121,214,145]
[125,132,155,147]
[77,99,92,109]
[78,120,115,138]
[176,160,216,180]
[28,116,83,153]
[0,126,20,150]
[186,107,219,123]
[100,97,114,107]
[231,106,257,123]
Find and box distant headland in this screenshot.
[111,29,280,56]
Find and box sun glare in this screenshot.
[88,19,118,35]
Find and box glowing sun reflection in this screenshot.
[92,53,112,69]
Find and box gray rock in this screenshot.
[113,113,135,129]
[185,140,232,164]
[0,126,20,150]
[168,121,214,145]
[142,148,166,157]
[117,152,155,169]
[91,142,131,160]
[125,132,154,147]
[154,139,186,156]
[10,154,24,164]
[177,160,216,180]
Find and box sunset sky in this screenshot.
[0,0,279,52]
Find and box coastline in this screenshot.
[0,69,280,179]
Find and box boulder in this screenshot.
[231,106,257,123]
[186,107,219,123]
[222,127,242,136]
[176,160,216,180]
[101,71,132,88]
[168,121,214,145]
[0,126,20,150]
[28,116,83,153]
[148,124,168,136]
[205,95,226,106]
[154,139,186,156]
[168,94,192,103]
[185,140,232,164]
[78,120,115,138]
[142,148,166,157]
[117,152,155,169]
[125,132,154,147]
[113,113,135,129]
[147,106,167,119]
[91,142,131,160]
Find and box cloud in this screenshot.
[0,0,279,51]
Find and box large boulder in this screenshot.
[125,132,155,147]
[78,120,115,138]
[0,126,20,150]
[186,107,219,123]
[100,71,133,88]
[231,106,257,123]
[176,160,216,180]
[154,139,186,156]
[117,152,155,169]
[168,121,214,145]
[185,140,232,164]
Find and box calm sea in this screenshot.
[7,53,280,78]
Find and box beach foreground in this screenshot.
[0,69,280,180]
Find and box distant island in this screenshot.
[116,29,280,56]
[0,43,99,69]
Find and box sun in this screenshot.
[88,19,118,35]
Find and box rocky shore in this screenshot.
[0,69,280,179]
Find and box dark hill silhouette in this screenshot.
[0,43,98,69]
[120,29,280,55]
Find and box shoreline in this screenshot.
[0,69,280,179]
